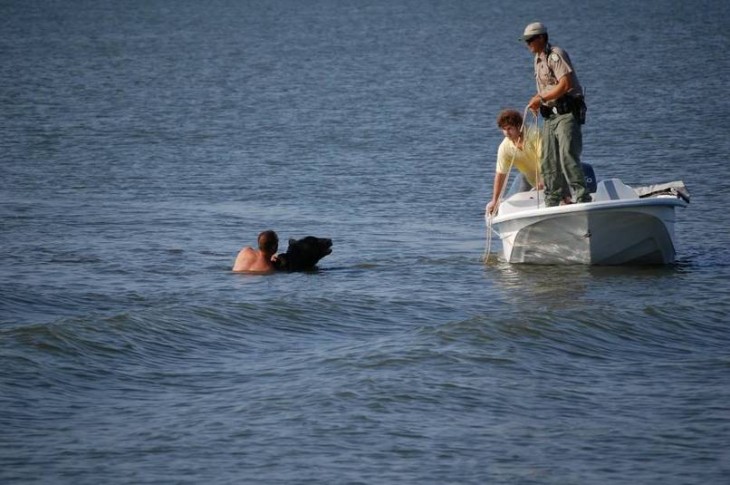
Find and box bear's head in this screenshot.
[273,236,333,271]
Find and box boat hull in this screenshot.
[489,187,687,265]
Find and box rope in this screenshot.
[482,214,493,263]
[526,108,541,210]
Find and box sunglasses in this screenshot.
[525,35,539,44]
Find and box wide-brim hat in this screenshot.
[521,22,547,41]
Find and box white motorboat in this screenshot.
[487,175,690,265]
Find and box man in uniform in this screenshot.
[523,22,590,207]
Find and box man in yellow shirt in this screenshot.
[486,109,542,216]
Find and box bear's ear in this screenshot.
[289,238,297,245]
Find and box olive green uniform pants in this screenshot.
[541,112,589,206]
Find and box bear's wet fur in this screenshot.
[273,236,333,271]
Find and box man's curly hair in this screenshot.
[496,109,523,129]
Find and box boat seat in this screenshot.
[592,178,640,202]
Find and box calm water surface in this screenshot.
[2,0,730,483]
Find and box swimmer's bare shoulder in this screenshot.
[232,247,275,273]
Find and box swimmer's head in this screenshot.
[257,230,278,254]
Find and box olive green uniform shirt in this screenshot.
[534,44,583,105]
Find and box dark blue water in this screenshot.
[2,0,730,483]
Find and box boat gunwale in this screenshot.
[490,196,687,225]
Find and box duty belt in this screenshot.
[539,95,585,120]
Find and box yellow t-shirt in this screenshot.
[495,127,542,187]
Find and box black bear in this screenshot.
[273,236,333,271]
